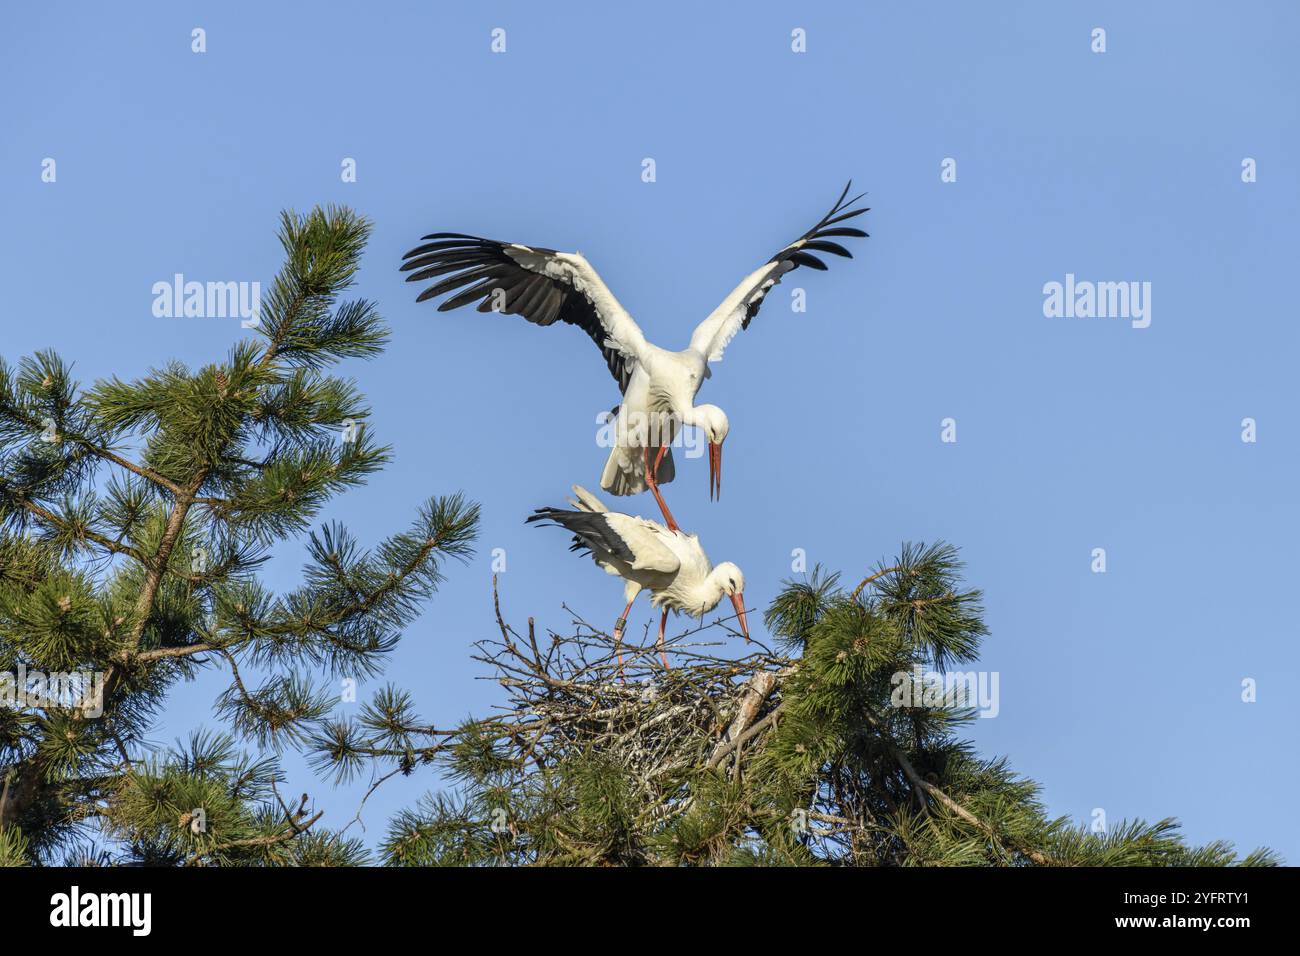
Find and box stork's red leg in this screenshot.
[613,600,634,679]
[643,445,680,532]
[657,608,671,670]
[652,443,670,480]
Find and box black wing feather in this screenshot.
[526,508,636,565]
[789,252,828,271]
[801,240,854,258]
[740,181,870,330]
[815,227,869,239]
[402,234,634,392]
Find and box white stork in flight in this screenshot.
[402,183,868,530]
[527,485,748,670]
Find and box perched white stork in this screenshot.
[402,183,868,530]
[526,485,748,670]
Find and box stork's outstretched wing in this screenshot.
[401,235,648,392]
[688,182,868,362]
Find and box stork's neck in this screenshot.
[673,402,705,427]
[683,569,727,617]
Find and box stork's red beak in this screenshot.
[708,442,722,501]
[730,592,749,641]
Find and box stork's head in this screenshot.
[694,404,730,501]
[708,561,749,641]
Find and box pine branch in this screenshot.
[0,205,479,862]
[346,558,1276,868]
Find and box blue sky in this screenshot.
[3,1,1297,861]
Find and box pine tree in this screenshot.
[338,553,1277,867]
[0,206,478,865]
[0,207,1275,869]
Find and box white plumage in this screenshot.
[403,183,868,528]
[527,485,748,669]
